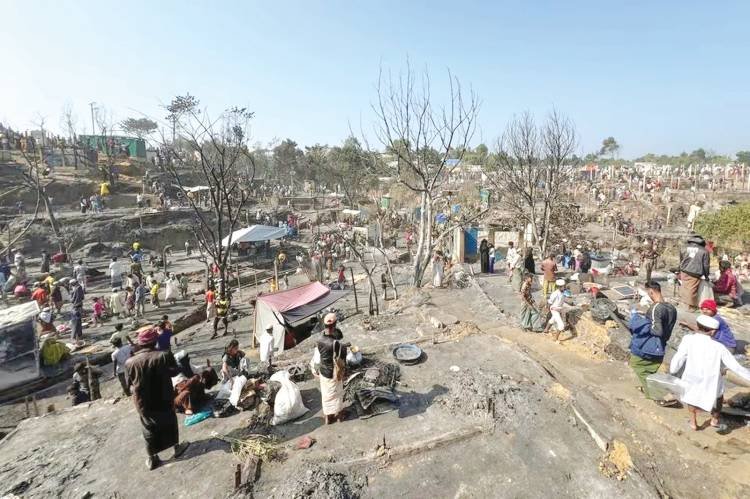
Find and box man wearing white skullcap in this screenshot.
[543,279,567,341]
[670,314,750,431]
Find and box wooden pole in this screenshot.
[350,267,359,313]
[236,264,241,299]
[273,259,279,291]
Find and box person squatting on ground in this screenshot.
[311,313,348,424]
[713,260,741,307]
[221,339,245,382]
[680,299,737,354]
[670,314,750,432]
[628,281,678,406]
[125,327,190,471]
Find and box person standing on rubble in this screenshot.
[523,247,535,276]
[543,279,567,341]
[479,239,490,273]
[179,273,189,300]
[210,293,230,339]
[505,241,518,279]
[109,257,123,290]
[311,313,347,424]
[679,234,710,311]
[628,281,678,406]
[40,249,50,274]
[540,254,557,299]
[519,273,543,332]
[73,259,87,292]
[69,279,85,342]
[670,314,750,432]
[205,286,217,323]
[125,328,190,471]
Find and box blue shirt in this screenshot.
[713,315,736,349]
[156,329,172,351]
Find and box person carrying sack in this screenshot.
[629,281,678,406]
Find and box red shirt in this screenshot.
[714,269,738,299]
[205,290,216,304]
[31,288,48,305]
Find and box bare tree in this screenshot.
[485,110,578,254]
[11,149,66,254]
[95,107,119,185]
[159,94,255,294]
[0,166,41,258]
[61,103,80,168]
[372,62,480,286]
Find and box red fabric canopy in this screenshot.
[257,282,330,312]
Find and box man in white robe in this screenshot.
[670,314,750,431]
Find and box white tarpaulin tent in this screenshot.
[221,225,288,247]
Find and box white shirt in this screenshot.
[548,290,564,311]
[506,248,522,269]
[74,264,87,280]
[670,333,750,412]
[259,331,274,363]
[506,247,517,263]
[111,345,133,374]
[108,261,121,277]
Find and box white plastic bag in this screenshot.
[229,375,248,408]
[698,279,714,303]
[270,370,308,425]
[215,380,233,400]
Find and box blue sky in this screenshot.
[1,0,748,157]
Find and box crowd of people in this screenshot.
[457,230,749,433]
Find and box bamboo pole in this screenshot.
[350,268,359,313]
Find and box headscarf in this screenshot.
[137,327,159,346]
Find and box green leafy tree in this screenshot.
[121,117,158,139]
[690,148,707,163]
[694,202,750,250]
[325,136,379,206]
[736,151,750,165]
[599,136,620,159]
[272,139,304,184]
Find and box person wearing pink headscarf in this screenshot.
[125,328,189,470]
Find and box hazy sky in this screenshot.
[1,0,748,157]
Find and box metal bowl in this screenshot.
[392,343,423,364]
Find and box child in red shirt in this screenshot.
[92,297,105,327]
